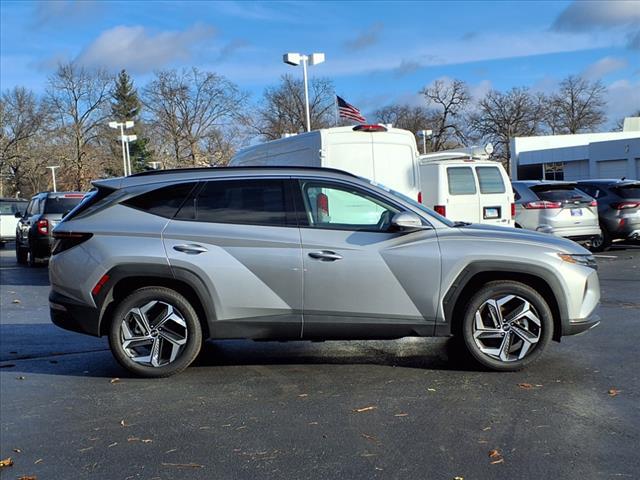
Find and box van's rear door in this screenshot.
[475,165,512,227]
[444,166,481,223]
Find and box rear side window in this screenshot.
[613,184,640,199]
[447,167,476,195]
[124,183,197,218]
[476,167,506,194]
[44,196,84,214]
[178,179,293,227]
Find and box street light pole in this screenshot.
[109,121,135,176]
[283,52,325,132]
[46,166,60,192]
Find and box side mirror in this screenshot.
[391,212,427,232]
[14,211,23,218]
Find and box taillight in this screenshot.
[511,203,516,218]
[51,231,93,255]
[91,274,110,297]
[37,219,49,235]
[589,200,597,207]
[612,202,639,210]
[417,191,422,204]
[434,205,446,216]
[523,201,562,209]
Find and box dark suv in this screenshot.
[16,191,85,265]
[576,180,640,251]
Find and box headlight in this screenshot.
[558,253,597,269]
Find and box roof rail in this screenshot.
[128,165,360,178]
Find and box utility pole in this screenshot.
[46,166,60,192]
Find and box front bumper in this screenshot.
[562,314,600,336]
[49,290,101,337]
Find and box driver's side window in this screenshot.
[301,182,399,232]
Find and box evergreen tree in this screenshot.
[110,70,151,172]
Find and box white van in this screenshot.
[230,125,421,202]
[418,146,514,227]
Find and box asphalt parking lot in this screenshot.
[1,243,639,480]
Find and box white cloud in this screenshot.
[581,57,629,79]
[76,24,216,73]
[552,0,640,31]
[605,79,640,125]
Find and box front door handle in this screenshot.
[308,250,343,261]
[173,244,208,255]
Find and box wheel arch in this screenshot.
[96,264,214,339]
[443,262,567,342]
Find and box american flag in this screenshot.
[337,96,366,123]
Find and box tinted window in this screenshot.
[613,184,640,199]
[44,196,84,214]
[476,167,506,194]
[301,182,399,231]
[447,167,476,195]
[0,200,27,215]
[183,179,290,226]
[531,185,591,202]
[124,183,197,218]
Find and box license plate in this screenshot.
[484,207,500,219]
[571,208,583,216]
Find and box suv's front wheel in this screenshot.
[460,281,553,371]
[108,287,202,378]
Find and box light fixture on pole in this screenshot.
[416,129,433,155]
[283,52,325,132]
[46,166,60,192]
[108,120,135,176]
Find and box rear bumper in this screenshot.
[562,314,600,336]
[49,290,101,337]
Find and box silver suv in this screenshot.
[49,167,600,377]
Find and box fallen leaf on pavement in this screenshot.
[482,427,491,431]
[120,420,128,427]
[394,413,409,417]
[608,388,621,397]
[488,449,501,458]
[34,459,43,464]
[12,299,21,304]
[127,437,140,442]
[142,439,153,443]
[161,463,204,468]
[18,476,37,480]
[0,457,13,468]
[427,388,436,392]
[108,442,117,448]
[353,406,376,413]
[517,383,533,389]
[490,458,505,465]
[110,378,120,384]
[361,433,377,442]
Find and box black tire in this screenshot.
[0,242,5,249]
[108,287,203,378]
[27,245,37,267]
[16,242,28,265]
[589,228,611,252]
[460,281,553,372]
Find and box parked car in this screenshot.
[0,197,28,248]
[512,181,601,246]
[230,124,421,202]
[49,167,600,377]
[418,146,514,227]
[575,179,640,251]
[15,191,85,265]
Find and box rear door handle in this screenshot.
[308,250,343,261]
[173,244,208,255]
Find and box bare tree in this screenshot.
[144,68,247,167]
[46,62,113,190]
[254,75,335,140]
[0,87,50,196]
[374,104,437,152]
[420,79,471,151]
[468,87,544,175]
[547,75,607,134]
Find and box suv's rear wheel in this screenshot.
[460,281,553,371]
[589,228,611,252]
[16,242,27,265]
[108,287,202,378]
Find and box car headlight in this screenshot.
[558,253,597,269]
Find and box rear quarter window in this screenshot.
[447,167,477,195]
[123,182,198,218]
[476,166,506,194]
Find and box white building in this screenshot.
[510,117,640,181]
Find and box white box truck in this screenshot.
[230,125,421,202]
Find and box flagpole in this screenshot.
[334,95,339,127]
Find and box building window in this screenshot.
[544,162,564,181]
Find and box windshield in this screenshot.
[0,200,27,215]
[365,179,455,227]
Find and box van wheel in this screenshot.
[460,281,553,371]
[589,229,611,252]
[108,287,202,378]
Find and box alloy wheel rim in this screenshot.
[120,300,188,367]
[472,294,542,362]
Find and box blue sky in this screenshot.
[1,0,639,127]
